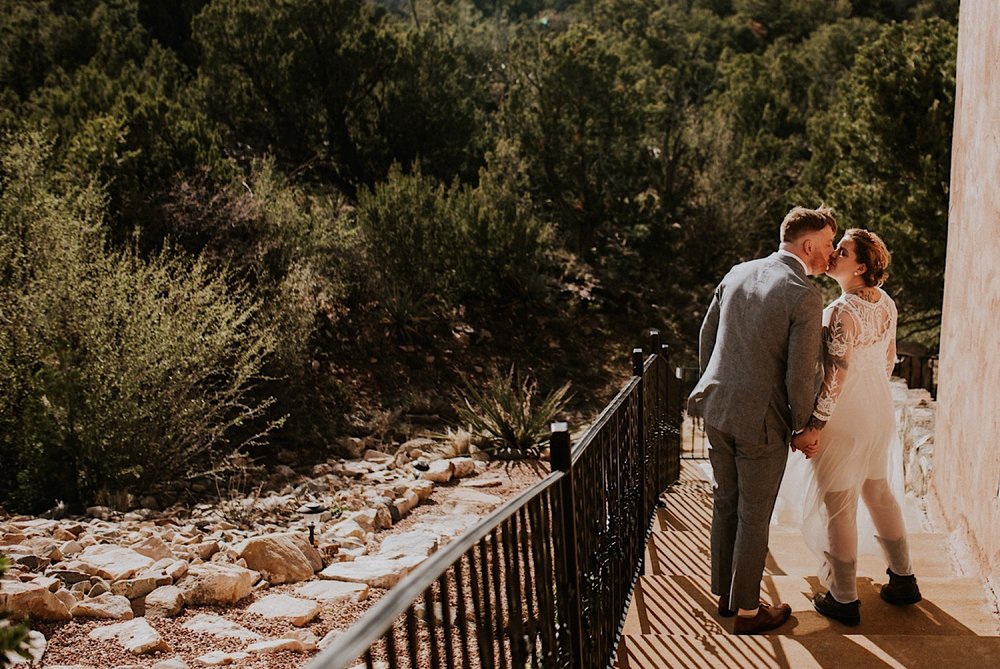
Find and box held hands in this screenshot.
[790,428,820,459]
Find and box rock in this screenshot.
[144,585,185,618]
[234,533,321,584]
[379,531,438,559]
[177,563,256,605]
[192,540,220,561]
[247,594,321,627]
[421,460,454,483]
[60,540,83,556]
[0,580,72,621]
[333,436,364,459]
[460,476,503,488]
[317,629,342,650]
[319,554,426,589]
[192,652,249,667]
[111,576,158,600]
[89,618,171,655]
[86,506,113,520]
[30,575,60,592]
[409,479,435,501]
[281,629,319,651]
[363,449,394,465]
[72,545,154,581]
[246,638,307,653]
[294,580,369,604]
[54,588,77,610]
[88,579,111,597]
[151,659,189,669]
[181,613,261,640]
[330,519,367,541]
[72,593,134,620]
[48,569,90,585]
[132,535,174,562]
[450,457,476,478]
[393,491,420,518]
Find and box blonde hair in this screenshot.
[843,228,891,287]
[780,205,838,243]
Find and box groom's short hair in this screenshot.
[780,206,838,243]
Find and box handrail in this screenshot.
[305,328,681,669]
[306,472,565,667]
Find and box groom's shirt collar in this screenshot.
[777,249,809,276]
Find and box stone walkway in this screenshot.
[616,461,1000,668]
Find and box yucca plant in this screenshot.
[455,366,571,459]
[0,554,32,667]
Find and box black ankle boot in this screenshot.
[880,568,922,605]
[813,591,861,625]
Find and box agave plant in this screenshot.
[455,366,571,459]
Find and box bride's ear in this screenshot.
[855,264,868,277]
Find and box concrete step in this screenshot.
[623,574,999,637]
[764,531,954,579]
[652,491,713,533]
[616,633,1000,669]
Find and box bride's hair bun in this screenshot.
[844,228,890,287]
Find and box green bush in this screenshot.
[455,366,571,459]
[0,133,279,512]
[356,154,551,334]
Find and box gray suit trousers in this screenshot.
[706,423,788,611]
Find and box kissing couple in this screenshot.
[688,205,922,634]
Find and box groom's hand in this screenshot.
[791,429,820,458]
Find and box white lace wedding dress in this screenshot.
[775,288,912,602]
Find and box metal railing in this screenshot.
[306,330,682,669]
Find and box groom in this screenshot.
[689,206,835,634]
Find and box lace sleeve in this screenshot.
[885,297,898,378]
[812,304,860,424]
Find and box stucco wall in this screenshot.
[932,0,1000,592]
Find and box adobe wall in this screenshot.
[933,0,1000,595]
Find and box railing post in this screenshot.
[647,331,661,516]
[663,342,682,487]
[633,347,645,554]
[550,422,584,667]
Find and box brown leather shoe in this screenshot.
[733,602,792,635]
[718,594,736,617]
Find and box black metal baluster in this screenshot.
[438,571,456,669]
[471,539,495,668]
[405,604,419,669]
[453,558,472,669]
[489,527,508,667]
[518,505,540,668]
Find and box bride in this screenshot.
[786,228,922,625]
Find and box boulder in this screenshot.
[72,545,153,581]
[151,659,189,669]
[111,576,158,600]
[421,459,454,483]
[247,594,321,627]
[181,613,260,640]
[379,531,438,559]
[192,651,249,667]
[0,580,72,621]
[246,638,307,653]
[319,554,426,589]
[72,593,134,620]
[88,618,171,655]
[234,533,320,584]
[363,449,394,465]
[294,580,369,604]
[131,535,174,562]
[177,563,256,605]
[450,457,476,478]
[144,585,185,618]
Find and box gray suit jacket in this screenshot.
[688,252,823,446]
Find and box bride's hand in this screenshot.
[791,429,820,458]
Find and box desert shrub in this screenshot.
[356,153,552,336]
[455,366,571,459]
[0,132,279,512]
